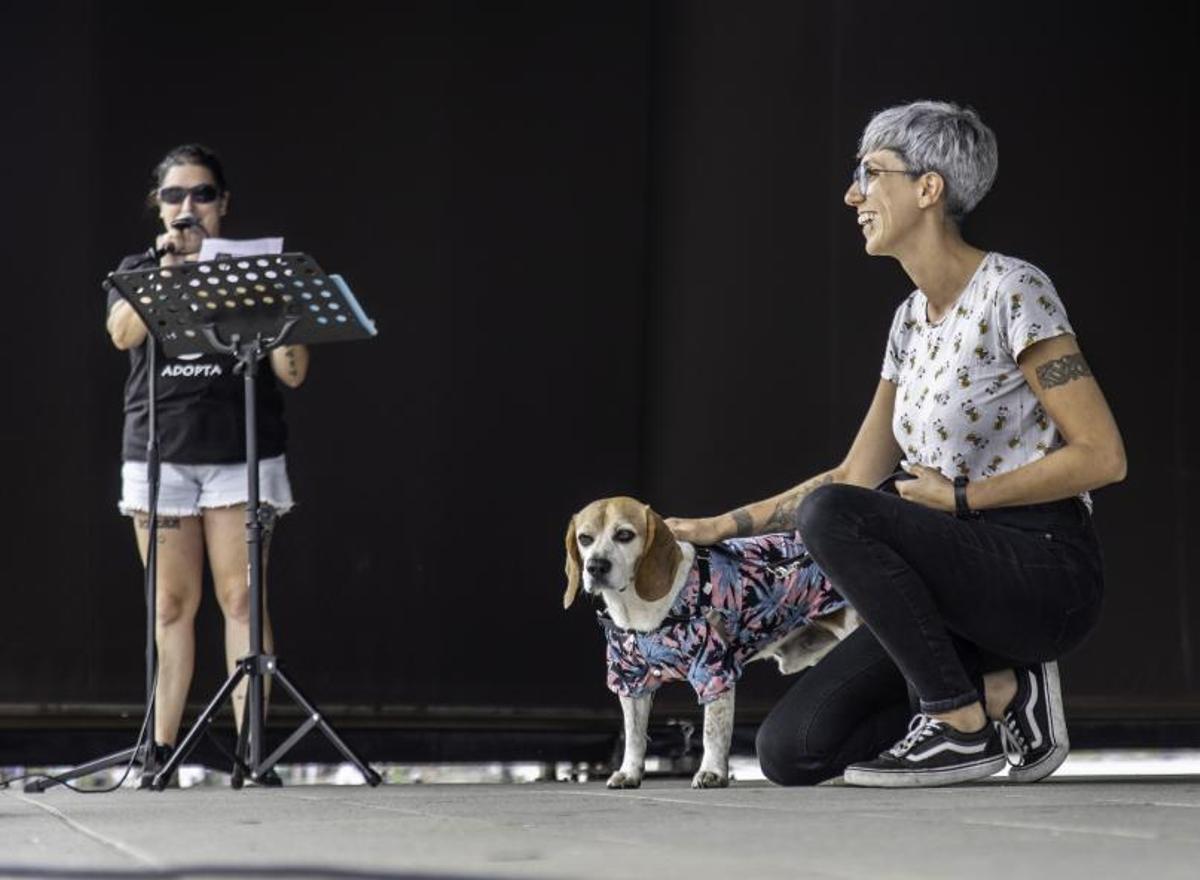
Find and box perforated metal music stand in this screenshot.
[105,252,382,789]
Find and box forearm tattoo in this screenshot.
[765,473,834,531]
[734,472,835,537]
[1036,353,1092,389]
[762,497,802,533]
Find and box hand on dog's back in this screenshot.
[663,515,725,546]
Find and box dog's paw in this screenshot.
[691,770,730,789]
[606,771,643,789]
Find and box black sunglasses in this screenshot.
[158,183,220,205]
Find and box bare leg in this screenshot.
[933,670,1019,732]
[984,669,1018,720]
[133,514,205,746]
[932,701,988,733]
[203,504,275,732]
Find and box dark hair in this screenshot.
[146,143,228,206]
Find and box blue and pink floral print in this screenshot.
[598,532,843,704]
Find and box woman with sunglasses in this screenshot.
[667,101,1125,787]
[105,143,308,785]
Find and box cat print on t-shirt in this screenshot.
[881,252,1091,511]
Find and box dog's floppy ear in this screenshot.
[634,503,682,603]
[563,514,582,609]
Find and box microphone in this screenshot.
[152,216,204,259]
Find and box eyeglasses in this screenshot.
[158,183,220,205]
[851,163,921,198]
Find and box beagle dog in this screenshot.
[564,496,857,789]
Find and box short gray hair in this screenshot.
[857,100,998,224]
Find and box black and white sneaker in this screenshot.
[1000,661,1069,783]
[844,713,1007,788]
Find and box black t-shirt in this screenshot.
[108,253,288,464]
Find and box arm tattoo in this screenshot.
[737,472,836,537]
[763,497,801,532]
[762,473,834,532]
[1036,353,1092,389]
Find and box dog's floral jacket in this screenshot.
[597,532,844,704]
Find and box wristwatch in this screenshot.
[954,475,972,518]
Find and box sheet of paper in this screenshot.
[198,237,284,261]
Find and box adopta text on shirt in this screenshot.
[161,363,223,378]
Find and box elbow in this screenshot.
[1104,436,1128,485]
[1107,450,1128,485]
[1073,437,1126,488]
[108,316,144,351]
[1089,444,1126,487]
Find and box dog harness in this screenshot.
[597,532,844,704]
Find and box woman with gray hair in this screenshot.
[667,100,1125,787]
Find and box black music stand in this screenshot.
[106,252,382,789]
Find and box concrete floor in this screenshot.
[2,776,1199,880]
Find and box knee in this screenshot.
[796,483,859,546]
[216,579,251,624]
[156,588,198,628]
[754,721,795,785]
[755,716,836,787]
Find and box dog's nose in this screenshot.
[586,557,612,578]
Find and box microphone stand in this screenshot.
[25,250,168,791]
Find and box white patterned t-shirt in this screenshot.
[880,251,1091,511]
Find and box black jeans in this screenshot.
[756,625,911,786]
[795,482,1105,713]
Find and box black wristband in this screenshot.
[954,475,972,518]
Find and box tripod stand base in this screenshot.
[23,742,151,793]
[151,653,381,791]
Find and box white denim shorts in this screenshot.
[119,454,295,518]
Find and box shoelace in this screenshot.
[998,714,1030,766]
[887,713,946,758]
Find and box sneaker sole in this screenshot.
[844,753,1007,788]
[1007,661,1069,783]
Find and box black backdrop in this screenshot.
[2,1,1196,740]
